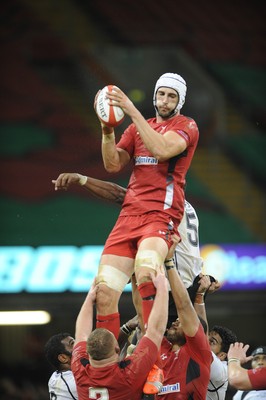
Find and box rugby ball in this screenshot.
[96,85,125,127]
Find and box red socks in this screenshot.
[138,281,156,329]
[96,312,120,339]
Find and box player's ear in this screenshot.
[218,351,227,361]
[58,353,69,364]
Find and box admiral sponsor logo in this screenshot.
[158,383,180,394]
[135,156,158,165]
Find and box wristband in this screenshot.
[228,358,241,364]
[165,258,174,264]
[165,258,175,270]
[165,264,175,271]
[102,132,115,144]
[77,174,87,186]
[121,323,134,335]
[194,292,205,305]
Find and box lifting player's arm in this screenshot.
[193,274,221,335]
[227,343,254,390]
[94,89,130,173]
[52,173,126,205]
[75,279,98,343]
[106,86,187,161]
[101,126,130,173]
[167,264,200,337]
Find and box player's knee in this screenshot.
[136,271,154,285]
[134,249,163,283]
[96,284,114,311]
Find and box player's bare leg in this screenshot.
[96,254,134,339]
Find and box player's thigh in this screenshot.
[138,236,169,255]
[99,254,134,283]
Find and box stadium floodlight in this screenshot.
[0,310,51,325]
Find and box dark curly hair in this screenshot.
[44,332,72,370]
[211,325,237,355]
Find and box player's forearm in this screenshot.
[228,362,252,390]
[101,132,122,173]
[75,294,94,342]
[130,110,167,159]
[194,301,208,334]
[194,301,207,323]
[168,267,190,309]
[148,283,168,340]
[168,267,200,336]
[118,316,138,348]
[85,177,126,205]
[193,278,210,334]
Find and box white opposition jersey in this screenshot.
[207,352,228,400]
[233,390,266,399]
[174,200,203,288]
[48,370,77,400]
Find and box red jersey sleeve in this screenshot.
[116,123,136,156]
[169,115,199,145]
[248,367,266,390]
[185,324,213,367]
[71,341,88,384]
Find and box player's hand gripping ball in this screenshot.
[96,85,125,127]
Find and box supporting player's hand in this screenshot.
[228,342,253,365]
[197,273,221,295]
[88,278,98,303]
[125,315,139,332]
[197,274,211,294]
[52,173,82,191]
[207,277,221,294]
[166,234,180,260]
[151,264,168,290]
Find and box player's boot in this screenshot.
[143,364,164,395]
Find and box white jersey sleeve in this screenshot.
[48,370,78,400]
[233,389,266,399]
[207,352,228,400]
[174,200,203,288]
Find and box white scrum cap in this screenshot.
[153,72,187,113]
